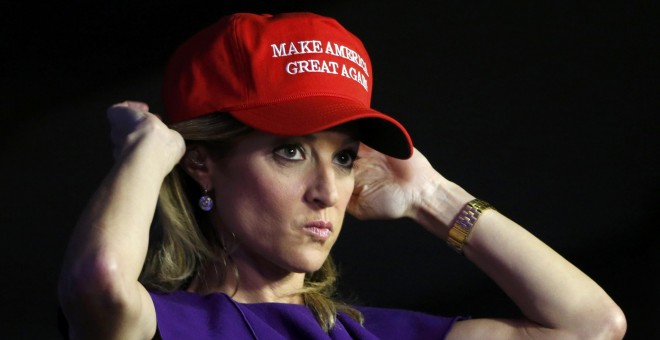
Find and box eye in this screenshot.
[273,144,305,160]
[334,149,358,168]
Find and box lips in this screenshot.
[303,221,333,241]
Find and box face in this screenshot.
[206,127,359,276]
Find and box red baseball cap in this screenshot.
[162,12,413,159]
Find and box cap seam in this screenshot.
[230,15,252,105]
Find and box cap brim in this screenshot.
[228,96,413,159]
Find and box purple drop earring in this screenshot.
[199,189,214,211]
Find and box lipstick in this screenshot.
[303,221,333,241]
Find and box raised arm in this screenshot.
[58,102,184,339]
[349,146,626,340]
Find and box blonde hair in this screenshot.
[139,113,363,331]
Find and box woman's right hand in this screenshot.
[107,101,185,178]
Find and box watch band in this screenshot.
[447,198,495,254]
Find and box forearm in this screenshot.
[59,153,163,300]
[413,178,626,338]
[465,211,624,337]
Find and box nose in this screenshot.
[304,161,339,208]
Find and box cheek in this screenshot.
[215,167,304,230]
[246,179,298,220]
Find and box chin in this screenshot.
[287,251,329,274]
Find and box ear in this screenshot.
[181,145,214,190]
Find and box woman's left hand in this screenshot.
[348,145,443,220]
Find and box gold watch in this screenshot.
[447,198,495,254]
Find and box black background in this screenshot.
[2,1,658,338]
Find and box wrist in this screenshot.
[118,134,183,181]
[114,148,172,191]
[411,176,475,239]
[447,198,496,254]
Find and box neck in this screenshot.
[187,250,306,304]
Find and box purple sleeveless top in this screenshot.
[149,291,463,339]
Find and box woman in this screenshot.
[58,12,626,339]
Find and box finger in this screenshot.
[357,143,378,157]
[110,100,150,112]
[107,103,149,134]
[107,100,152,121]
[125,101,161,120]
